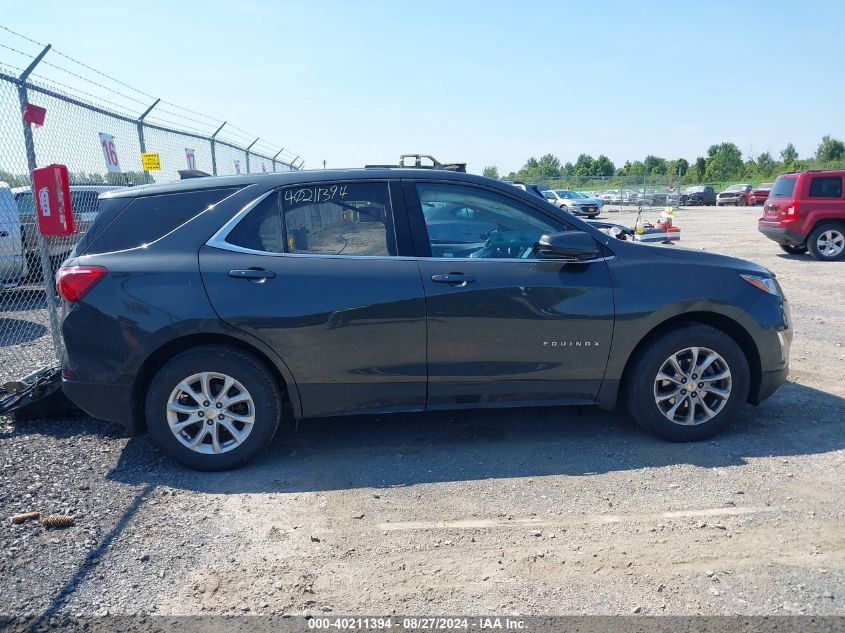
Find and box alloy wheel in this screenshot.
[166,372,255,454]
[816,229,845,258]
[653,347,732,426]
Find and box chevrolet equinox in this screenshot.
[57,167,792,470]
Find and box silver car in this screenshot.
[542,189,600,217]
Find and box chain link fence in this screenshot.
[0,40,303,384]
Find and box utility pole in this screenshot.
[322,160,327,170]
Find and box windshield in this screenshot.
[726,184,750,191]
[554,190,578,199]
[769,176,797,198]
[683,186,704,193]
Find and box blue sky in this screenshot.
[4,0,845,174]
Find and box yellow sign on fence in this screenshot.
[141,152,160,171]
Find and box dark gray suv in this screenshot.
[57,167,792,470]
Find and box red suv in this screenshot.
[758,170,845,261]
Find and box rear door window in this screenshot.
[281,182,396,256]
[808,176,843,198]
[84,187,240,254]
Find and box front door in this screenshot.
[200,181,427,418]
[406,181,614,408]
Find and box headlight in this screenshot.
[740,273,780,296]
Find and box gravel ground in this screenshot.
[1,205,843,619]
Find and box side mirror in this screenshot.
[536,231,601,261]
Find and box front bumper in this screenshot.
[753,366,789,404]
[757,222,805,246]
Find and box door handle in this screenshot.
[431,273,476,286]
[229,268,276,280]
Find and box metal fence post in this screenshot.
[272,148,284,173]
[136,98,160,183]
[209,121,226,176]
[245,137,259,174]
[17,44,64,362]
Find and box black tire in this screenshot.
[806,223,845,262]
[622,324,750,442]
[145,345,282,471]
[779,243,808,255]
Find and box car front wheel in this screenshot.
[145,345,282,470]
[623,324,750,442]
[807,223,845,261]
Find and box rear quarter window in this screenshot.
[83,187,240,255]
[769,177,796,198]
[808,176,843,198]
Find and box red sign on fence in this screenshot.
[32,164,76,236]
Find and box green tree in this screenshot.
[536,153,562,179]
[704,143,743,182]
[482,165,499,179]
[668,158,689,177]
[756,152,775,176]
[561,162,575,177]
[643,155,668,176]
[627,160,646,176]
[816,135,845,163]
[573,153,594,177]
[780,142,798,165]
[591,155,615,177]
[615,160,632,177]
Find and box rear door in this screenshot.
[199,180,428,418]
[405,180,614,408]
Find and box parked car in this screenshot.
[542,189,600,217]
[574,191,604,209]
[680,186,717,206]
[13,185,125,280]
[749,183,773,206]
[758,169,845,261]
[0,182,27,291]
[716,184,752,206]
[57,165,792,470]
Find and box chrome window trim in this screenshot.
[206,189,277,252]
[207,191,614,265]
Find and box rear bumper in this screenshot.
[61,377,135,434]
[757,222,806,246]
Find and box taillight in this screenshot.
[55,265,108,302]
[786,200,799,216]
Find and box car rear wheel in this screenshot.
[779,243,808,255]
[623,324,749,442]
[807,223,845,261]
[145,345,282,470]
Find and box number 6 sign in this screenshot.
[98,133,121,173]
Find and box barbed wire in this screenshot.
[0,23,299,163]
